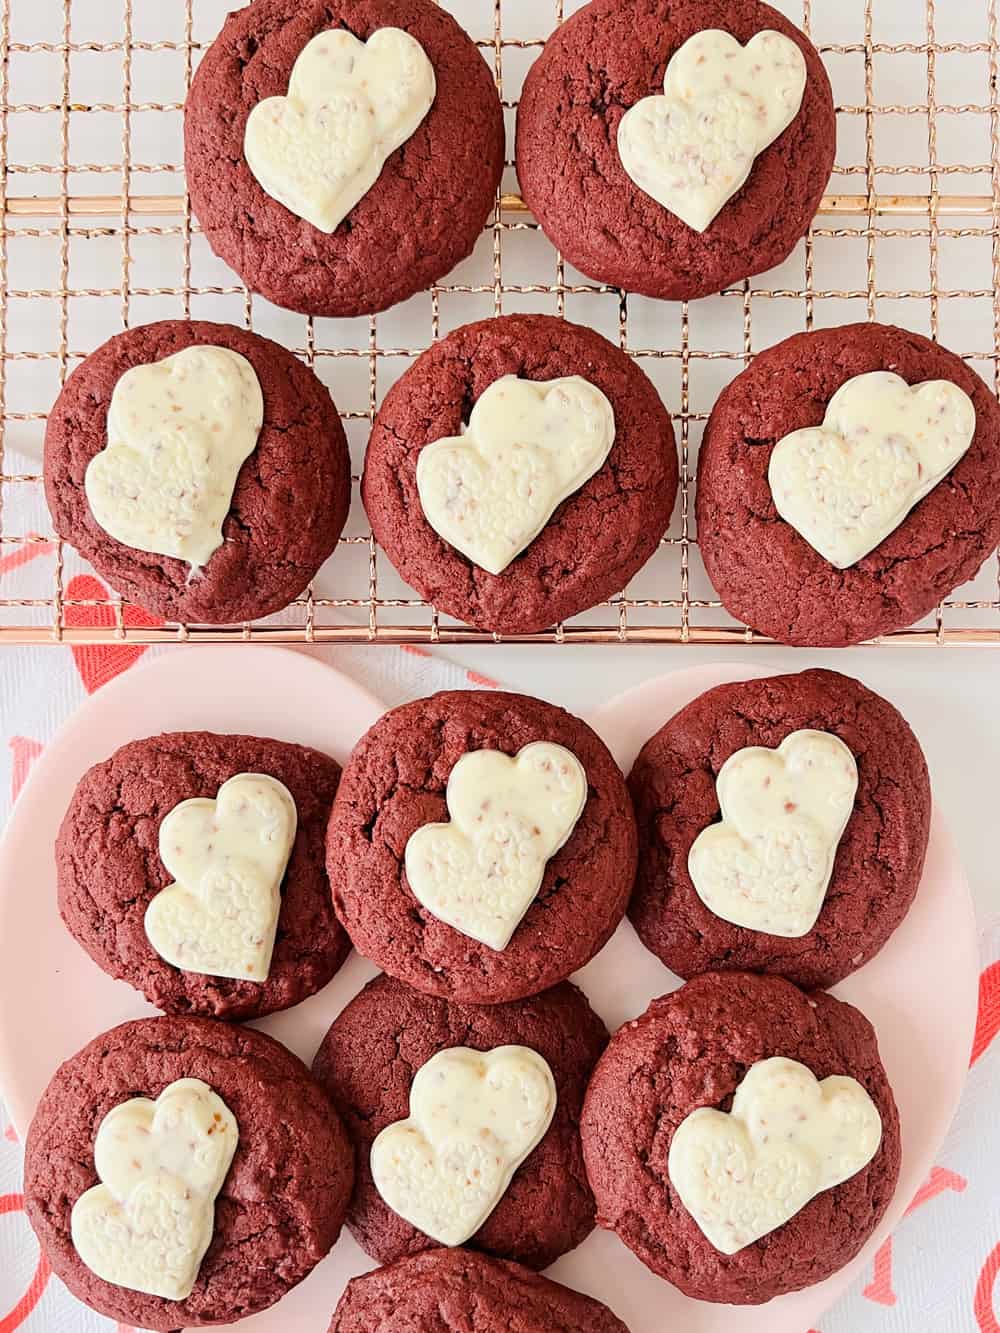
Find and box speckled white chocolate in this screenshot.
[71,1078,238,1300]
[687,730,858,938]
[244,27,436,234]
[617,29,806,233]
[415,374,616,575]
[144,773,297,982]
[769,371,977,568]
[370,1045,557,1247]
[668,1056,882,1255]
[404,741,587,950]
[84,345,263,569]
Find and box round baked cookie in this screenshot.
[44,319,351,624]
[363,314,677,633]
[627,668,930,989]
[696,322,1000,646]
[56,730,351,1021]
[329,1248,630,1332]
[516,0,835,301]
[327,688,638,1003]
[185,0,504,317]
[312,973,607,1269]
[24,1016,354,1330]
[581,972,900,1303]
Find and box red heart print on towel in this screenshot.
[8,738,42,804]
[863,1236,896,1307]
[0,1194,50,1333]
[863,1165,967,1306]
[976,1239,1000,1332]
[973,961,1000,1067]
[0,535,51,580]
[64,574,163,694]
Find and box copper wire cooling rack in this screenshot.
[0,0,999,646]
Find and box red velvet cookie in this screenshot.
[363,314,677,633]
[516,0,835,301]
[312,973,607,1270]
[327,688,638,1003]
[185,0,504,317]
[581,972,901,1303]
[24,1016,354,1331]
[56,731,351,1021]
[696,323,1000,646]
[44,319,350,624]
[328,1248,630,1331]
[627,669,930,989]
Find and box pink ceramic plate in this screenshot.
[0,652,977,1331]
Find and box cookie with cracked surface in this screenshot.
[328,1247,630,1331]
[312,973,607,1269]
[363,314,677,633]
[56,730,351,1021]
[581,972,900,1303]
[627,668,930,989]
[326,688,638,1003]
[696,322,1000,646]
[44,319,350,624]
[185,0,504,317]
[516,0,835,301]
[24,1016,354,1330]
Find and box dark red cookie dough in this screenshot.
[581,972,900,1304]
[328,1247,630,1332]
[327,688,638,1003]
[696,322,1000,646]
[56,730,351,1021]
[312,973,607,1269]
[44,319,351,624]
[24,1016,354,1331]
[627,669,930,989]
[185,0,504,317]
[363,314,677,634]
[516,0,835,301]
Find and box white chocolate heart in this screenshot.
[71,1078,238,1299]
[371,1045,557,1246]
[768,371,977,568]
[244,27,436,233]
[404,742,587,950]
[415,374,616,575]
[617,28,807,233]
[84,345,264,569]
[688,730,857,938]
[668,1056,882,1254]
[144,773,297,982]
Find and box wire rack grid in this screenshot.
[0,0,999,646]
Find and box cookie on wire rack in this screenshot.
[695,322,1000,646]
[516,0,836,301]
[363,313,678,634]
[184,0,504,317]
[43,319,351,625]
